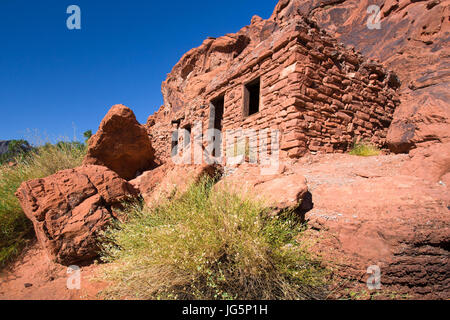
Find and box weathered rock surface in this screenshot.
[290,154,449,299]
[15,165,138,265]
[216,163,310,213]
[84,104,155,180]
[384,26,450,154]
[130,163,220,206]
[131,161,309,213]
[387,90,450,153]
[401,142,450,186]
[276,0,450,152]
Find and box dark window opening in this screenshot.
[210,95,225,157]
[244,77,260,117]
[171,120,180,157]
[183,125,191,147]
[211,96,225,132]
[171,130,178,157]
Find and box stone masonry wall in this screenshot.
[146,11,400,165]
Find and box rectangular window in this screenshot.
[183,124,191,148]
[243,77,260,117]
[211,95,225,132]
[209,95,225,158]
[171,130,178,157]
[171,120,180,157]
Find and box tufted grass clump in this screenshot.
[99,177,328,300]
[0,142,86,267]
[349,142,381,157]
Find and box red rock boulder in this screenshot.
[387,92,450,153]
[84,104,155,180]
[401,142,450,187]
[306,174,450,299]
[15,165,138,265]
[290,153,450,299]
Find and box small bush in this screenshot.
[0,142,86,267]
[0,140,32,165]
[349,142,381,157]
[99,177,328,300]
[83,130,93,144]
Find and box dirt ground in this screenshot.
[0,241,105,300]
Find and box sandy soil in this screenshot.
[0,241,106,300]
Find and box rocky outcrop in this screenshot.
[130,161,309,214]
[273,0,449,152]
[387,90,450,153]
[308,174,449,299]
[290,153,450,299]
[401,142,450,185]
[15,165,138,265]
[141,1,448,298]
[84,104,155,180]
[130,163,220,206]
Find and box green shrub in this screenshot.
[0,140,32,165]
[99,177,328,300]
[0,142,86,267]
[349,142,381,157]
[83,130,93,143]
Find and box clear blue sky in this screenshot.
[0,0,277,143]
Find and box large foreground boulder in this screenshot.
[292,154,450,299]
[307,175,450,299]
[84,104,155,180]
[15,165,138,265]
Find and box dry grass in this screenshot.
[0,142,86,267]
[349,142,381,157]
[99,177,328,300]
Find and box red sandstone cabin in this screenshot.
[146,7,400,166]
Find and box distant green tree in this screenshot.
[8,140,31,152]
[83,130,93,144]
[0,140,32,164]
